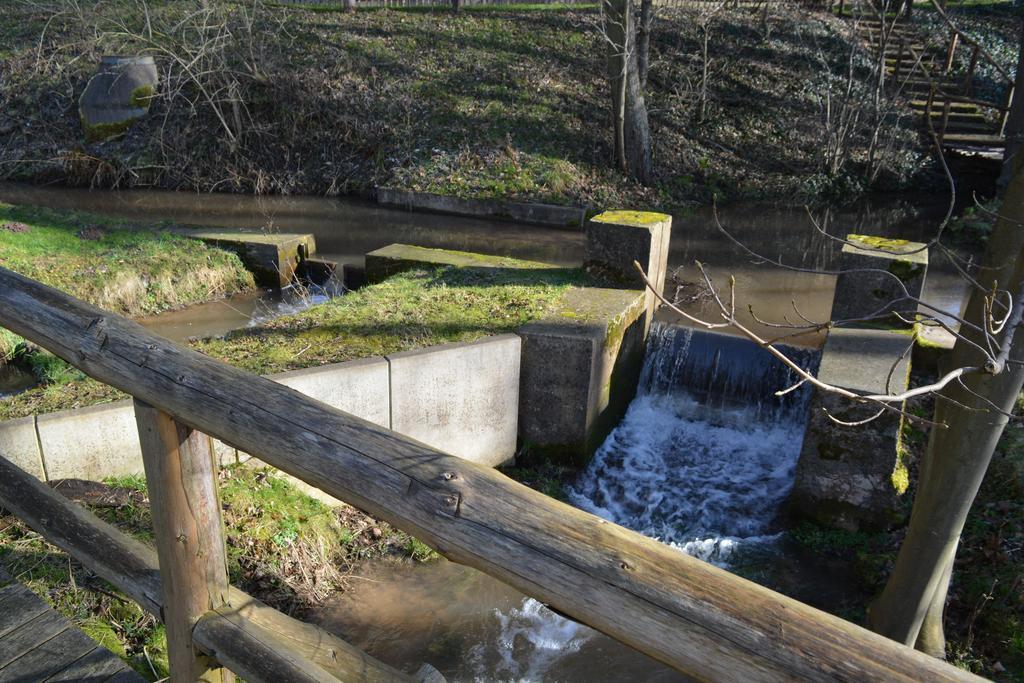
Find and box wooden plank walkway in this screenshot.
[0,569,144,683]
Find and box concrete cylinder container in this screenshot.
[79,55,158,143]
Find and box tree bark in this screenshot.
[869,159,1024,651]
[638,0,653,90]
[604,0,653,184]
[998,20,1024,192]
[345,0,356,12]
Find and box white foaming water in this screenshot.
[468,325,814,681]
[568,393,805,565]
[468,599,588,683]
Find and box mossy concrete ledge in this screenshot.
[170,227,316,287]
[518,288,649,466]
[585,210,672,333]
[788,327,913,532]
[830,234,928,324]
[365,243,560,284]
[376,187,586,229]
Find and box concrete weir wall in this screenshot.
[0,335,521,499]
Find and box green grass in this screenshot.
[0,202,256,418]
[0,203,254,317]
[2,1,928,204]
[193,262,590,375]
[0,260,589,419]
[0,466,437,680]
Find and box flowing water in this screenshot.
[314,323,820,682]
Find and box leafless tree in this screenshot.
[637,147,1024,657]
[597,0,654,183]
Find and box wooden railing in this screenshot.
[0,265,986,682]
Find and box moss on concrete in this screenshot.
[129,84,154,108]
[81,116,135,143]
[590,210,670,227]
[847,234,914,252]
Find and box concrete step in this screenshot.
[931,121,998,134]
[941,133,1006,147]
[910,99,982,113]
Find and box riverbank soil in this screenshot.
[0,467,437,681]
[2,1,929,206]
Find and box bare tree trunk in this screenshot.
[699,21,710,122]
[638,0,653,90]
[604,0,653,184]
[869,159,1024,652]
[453,0,462,11]
[914,552,954,657]
[345,0,356,12]
[998,20,1024,192]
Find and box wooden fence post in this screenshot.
[944,30,959,75]
[964,44,980,95]
[940,99,952,145]
[135,399,235,683]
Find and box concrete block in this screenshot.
[387,335,521,467]
[365,243,560,285]
[171,227,317,287]
[789,327,914,531]
[830,235,928,324]
[518,288,648,465]
[37,400,143,481]
[585,211,672,331]
[271,357,391,428]
[0,416,44,479]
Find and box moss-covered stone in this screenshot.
[129,84,155,108]
[81,115,134,143]
[590,210,671,227]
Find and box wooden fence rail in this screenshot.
[0,265,985,682]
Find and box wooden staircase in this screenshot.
[855,17,1011,156]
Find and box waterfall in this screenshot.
[472,324,821,681]
[569,323,820,566]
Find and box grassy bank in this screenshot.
[0,203,254,316]
[1,1,926,206]
[0,202,254,409]
[0,260,589,420]
[0,467,436,680]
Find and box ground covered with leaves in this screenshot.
[1,0,931,207]
[0,467,436,681]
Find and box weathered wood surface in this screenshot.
[0,266,985,682]
[0,568,144,682]
[0,454,411,683]
[135,401,234,682]
[194,607,340,683]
